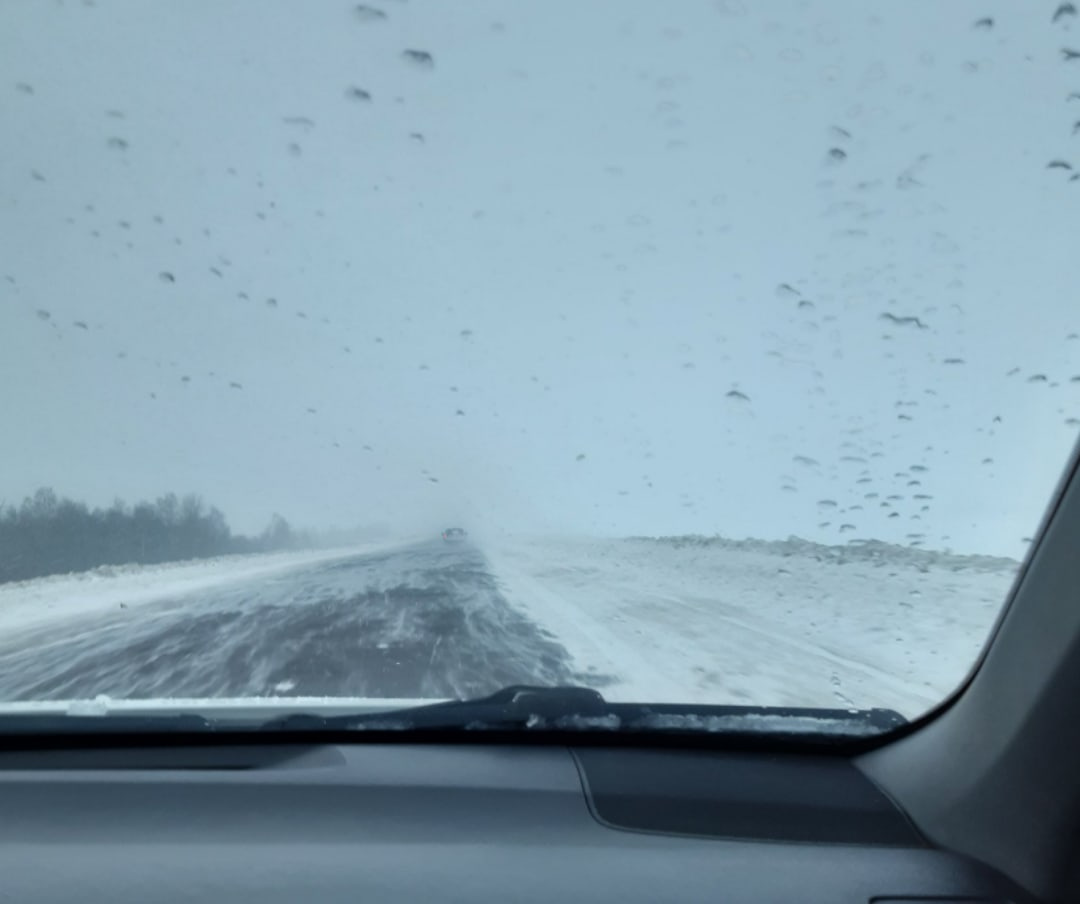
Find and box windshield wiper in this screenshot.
[0,712,216,735]
[257,684,906,738]
[0,687,906,738]
[259,685,609,732]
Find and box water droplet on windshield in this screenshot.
[354,4,387,22]
[402,49,435,69]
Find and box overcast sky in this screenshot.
[2,0,1078,557]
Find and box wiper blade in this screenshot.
[258,685,906,738]
[259,684,608,732]
[0,712,216,735]
[0,689,905,739]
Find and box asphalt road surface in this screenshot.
[0,541,581,701]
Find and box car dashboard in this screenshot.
[0,740,1029,903]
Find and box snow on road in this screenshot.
[0,541,576,702]
[485,536,1019,718]
[0,535,1021,719]
[0,544,393,636]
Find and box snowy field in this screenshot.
[485,536,1020,717]
[0,536,1020,719]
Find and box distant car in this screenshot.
[442,527,467,542]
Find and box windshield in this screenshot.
[1,0,1077,734]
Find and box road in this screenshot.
[0,541,580,701]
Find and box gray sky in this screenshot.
[2,0,1078,557]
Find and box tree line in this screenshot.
[0,487,305,584]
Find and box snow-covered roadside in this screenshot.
[485,536,1019,718]
[0,544,387,636]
